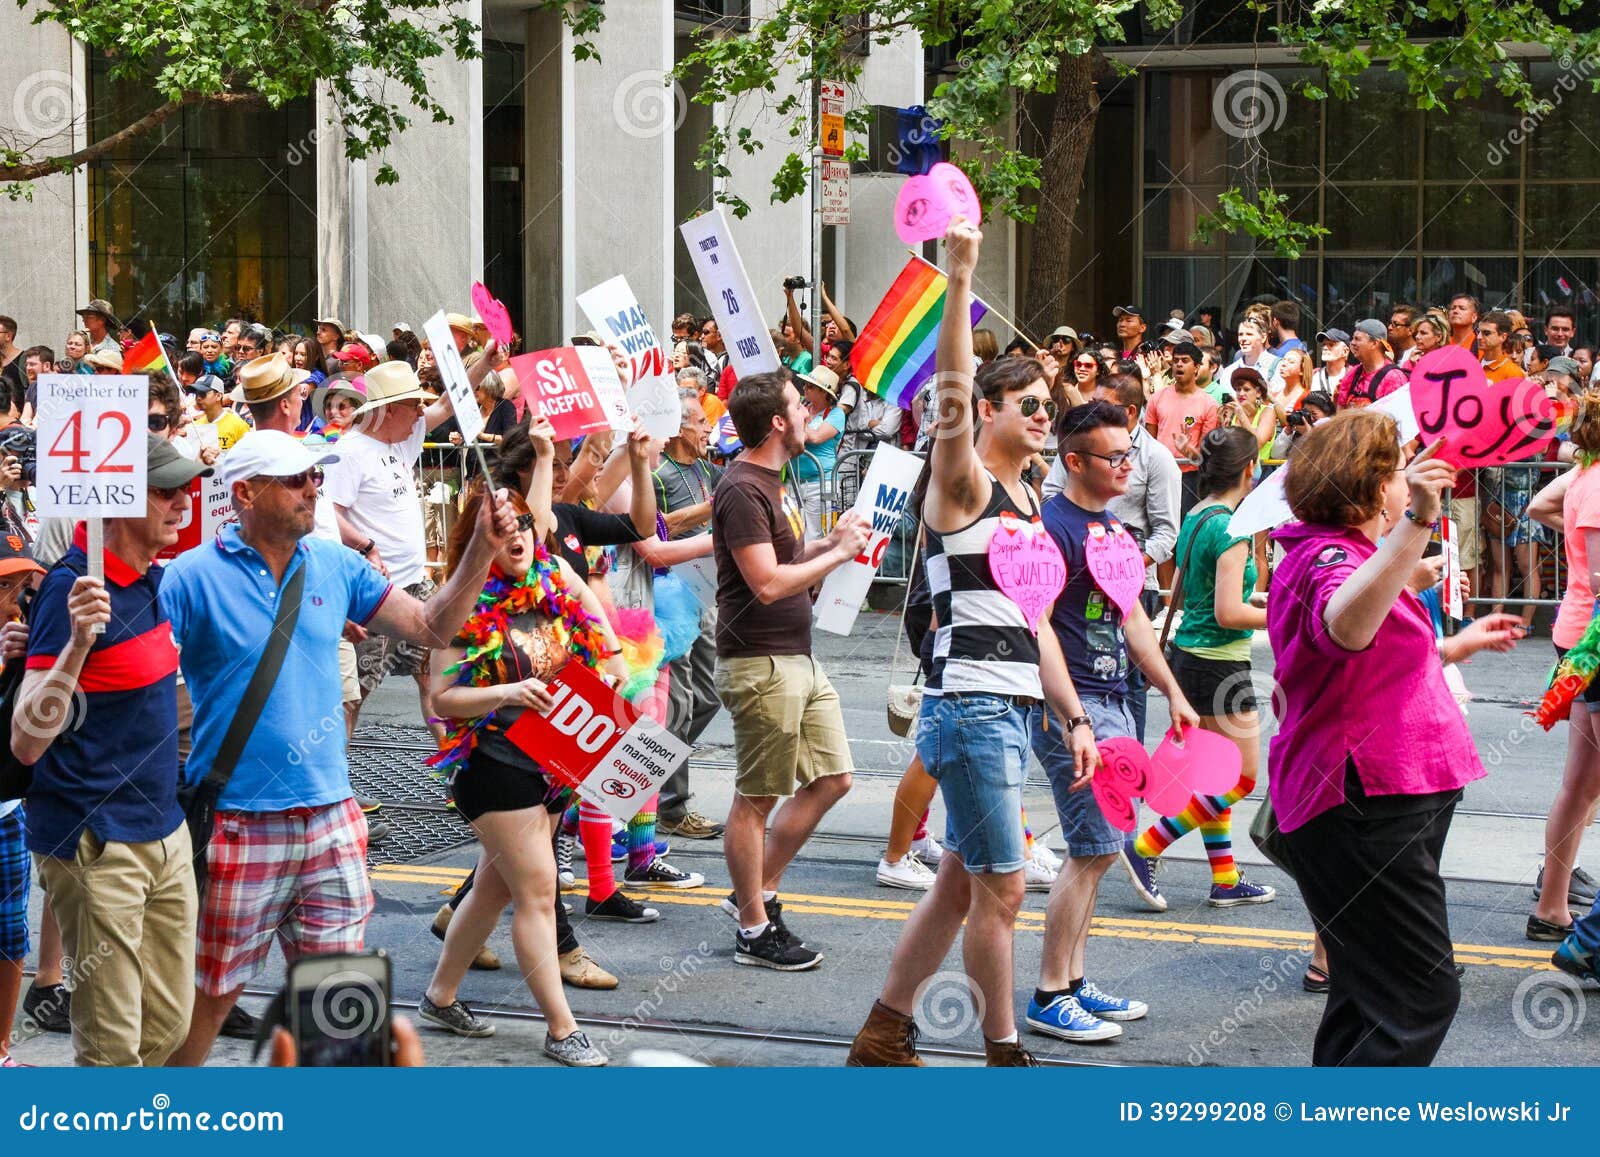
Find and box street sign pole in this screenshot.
[811,74,823,371]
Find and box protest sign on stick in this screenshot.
[679,209,780,378]
[815,444,922,635]
[508,347,632,440]
[577,275,680,439]
[423,310,496,480]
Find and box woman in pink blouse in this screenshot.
[1268,412,1521,1066]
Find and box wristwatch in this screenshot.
[1067,715,1093,733]
[358,539,376,557]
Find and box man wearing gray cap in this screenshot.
[160,429,518,1065]
[1341,319,1403,408]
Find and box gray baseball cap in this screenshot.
[1315,328,1352,345]
[1353,319,1388,341]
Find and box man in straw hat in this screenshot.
[322,354,487,736]
[74,299,121,356]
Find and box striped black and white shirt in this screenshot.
[924,473,1044,698]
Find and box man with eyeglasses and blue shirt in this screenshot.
[160,429,518,1065]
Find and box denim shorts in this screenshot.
[917,693,1030,874]
[1032,694,1135,858]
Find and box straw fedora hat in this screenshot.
[797,365,841,402]
[229,353,310,405]
[83,348,124,372]
[445,313,488,344]
[352,360,437,416]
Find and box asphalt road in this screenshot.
[13,607,1598,1067]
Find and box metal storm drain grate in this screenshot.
[364,806,475,867]
[350,730,476,866]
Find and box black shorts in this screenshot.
[1554,644,1600,708]
[1168,648,1259,717]
[452,750,566,822]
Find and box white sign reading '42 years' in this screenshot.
[35,374,149,517]
[679,208,781,379]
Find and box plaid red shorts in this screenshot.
[195,797,372,996]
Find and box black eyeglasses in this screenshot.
[994,396,1058,421]
[274,466,324,490]
[147,412,171,432]
[1076,448,1135,469]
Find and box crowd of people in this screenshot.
[0,234,1597,1072]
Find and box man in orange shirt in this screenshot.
[1448,294,1480,354]
[1479,312,1523,382]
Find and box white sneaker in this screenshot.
[1032,843,1063,871]
[556,833,576,888]
[1024,852,1058,892]
[877,851,936,890]
[910,836,944,866]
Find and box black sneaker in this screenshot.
[1533,862,1600,908]
[1527,914,1575,942]
[623,859,705,889]
[585,892,660,923]
[735,923,822,971]
[718,892,793,939]
[219,1003,257,1040]
[21,983,70,1034]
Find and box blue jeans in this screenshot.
[917,693,1030,874]
[1031,694,1135,858]
[1129,589,1163,742]
[1572,894,1600,961]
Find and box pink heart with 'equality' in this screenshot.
[986,516,1067,634]
[894,162,982,244]
[471,282,514,348]
[1084,522,1146,617]
[1092,737,1150,833]
[1151,727,1242,803]
[1408,344,1556,469]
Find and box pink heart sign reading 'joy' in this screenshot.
[471,282,514,348]
[1083,521,1146,617]
[986,514,1067,634]
[894,162,982,245]
[1092,737,1150,833]
[1408,344,1556,469]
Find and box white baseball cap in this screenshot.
[217,429,340,490]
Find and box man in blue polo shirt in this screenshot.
[160,430,517,1065]
[13,435,212,1066]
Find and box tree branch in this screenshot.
[0,91,268,182]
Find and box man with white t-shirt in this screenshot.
[322,357,463,734]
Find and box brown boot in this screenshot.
[559,947,619,990]
[431,903,503,971]
[846,1000,925,1066]
[984,1037,1039,1067]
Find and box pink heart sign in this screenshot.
[894,162,982,244]
[1084,521,1145,617]
[1151,727,1242,801]
[471,282,514,348]
[1092,737,1150,832]
[987,516,1066,633]
[1408,344,1556,469]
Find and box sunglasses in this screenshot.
[149,484,189,501]
[994,396,1058,420]
[147,412,171,433]
[1075,359,1098,369]
[274,466,325,490]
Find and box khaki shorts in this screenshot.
[1449,495,1480,571]
[338,638,360,703]
[715,654,852,799]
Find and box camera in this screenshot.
[782,275,810,291]
[0,426,37,484]
[1285,410,1310,428]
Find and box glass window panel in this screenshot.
[1322,257,1419,332]
[1322,184,1418,251]
[1424,93,1520,180]
[1421,184,1519,250]
[1523,257,1600,346]
[1524,183,1600,252]
[1226,257,1321,331]
[1222,70,1322,184]
[1145,72,1230,185]
[1143,258,1228,323]
[1141,186,1225,253]
[1325,69,1419,183]
[1418,256,1518,311]
[1527,62,1600,180]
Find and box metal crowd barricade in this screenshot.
[414,442,493,568]
[1465,459,1568,615]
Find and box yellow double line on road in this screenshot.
[372,864,1555,971]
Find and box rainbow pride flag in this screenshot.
[123,326,173,377]
[851,256,989,409]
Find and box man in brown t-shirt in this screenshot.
[712,370,869,971]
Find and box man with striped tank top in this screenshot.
[848,216,1102,1067]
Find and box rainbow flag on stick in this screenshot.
[123,325,173,379]
[851,256,989,410]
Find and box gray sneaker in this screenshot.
[1533,862,1600,908]
[544,1028,608,1066]
[418,995,496,1038]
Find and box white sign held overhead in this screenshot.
[576,275,681,440]
[679,209,781,379]
[423,310,483,444]
[815,444,923,635]
[35,375,149,518]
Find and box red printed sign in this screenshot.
[507,347,631,440]
[504,661,691,823]
[1409,344,1556,468]
[156,473,237,561]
